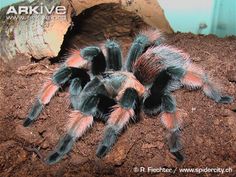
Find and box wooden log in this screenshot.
[0,0,173,62]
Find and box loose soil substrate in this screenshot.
[0,33,236,177]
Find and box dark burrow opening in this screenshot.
[50,3,149,63]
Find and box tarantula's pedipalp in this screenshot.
[96,88,139,158]
[105,40,122,71]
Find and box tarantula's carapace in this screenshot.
[23,29,233,164]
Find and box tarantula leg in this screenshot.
[80,46,106,75]
[46,77,110,164]
[181,64,233,103]
[105,40,122,71]
[23,67,84,127]
[45,111,93,165]
[125,29,163,72]
[69,78,83,110]
[160,93,184,162]
[23,46,105,127]
[143,67,184,115]
[125,35,149,72]
[96,88,139,158]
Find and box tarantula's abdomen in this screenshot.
[133,47,162,84]
[133,45,191,84]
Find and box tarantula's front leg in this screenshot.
[125,29,162,72]
[45,111,93,164]
[96,88,139,158]
[181,64,233,103]
[45,77,111,164]
[23,46,106,127]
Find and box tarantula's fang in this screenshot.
[105,40,122,71]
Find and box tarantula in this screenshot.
[23,29,233,164]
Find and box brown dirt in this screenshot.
[1,4,236,177]
[1,32,236,177]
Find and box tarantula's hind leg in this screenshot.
[143,67,184,115]
[96,88,139,158]
[181,64,233,104]
[45,111,93,164]
[161,93,184,162]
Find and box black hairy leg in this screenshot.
[23,46,105,127]
[96,88,139,158]
[143,67,185,115]
[181,64,234,103]
[160,93,184,162]
[45,77,110,164]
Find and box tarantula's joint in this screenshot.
[46,112,93,165]
[143,68,178,115]
[161,94,176,113]
[171,151,184,162]
[52,66,72,86]
[166,66,185,80]
[69,78,83,110]
[142,95,162,116]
